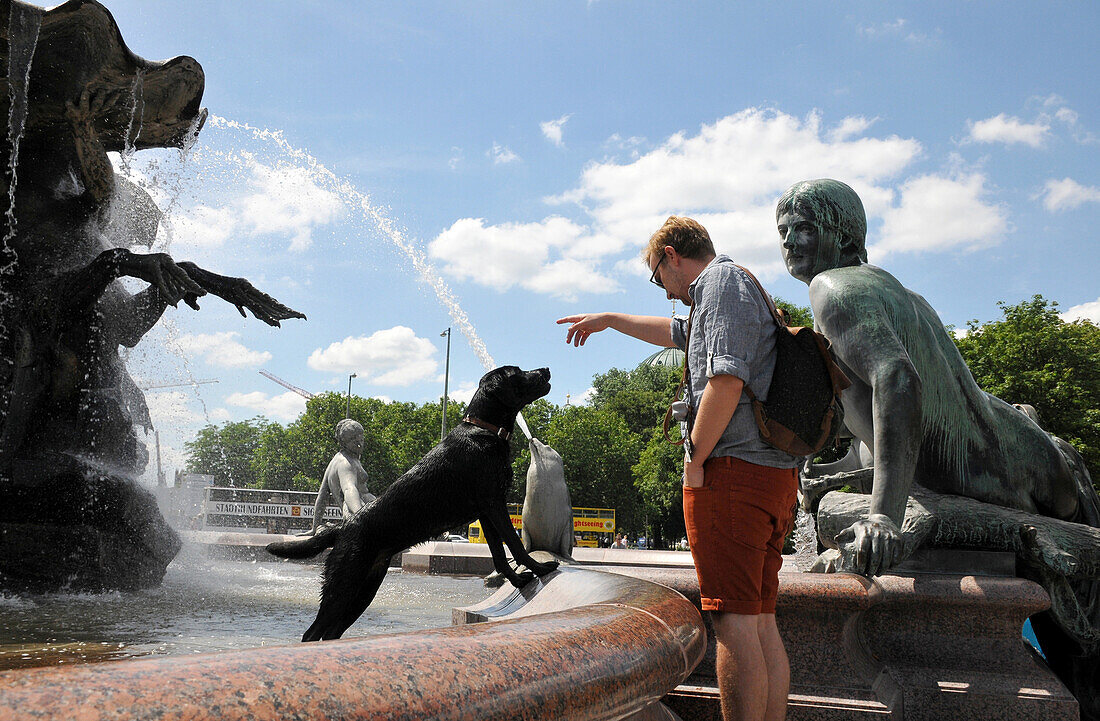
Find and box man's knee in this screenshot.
[756,612,778,633]
[712,611,762,645]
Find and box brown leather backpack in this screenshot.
[737,265,851,457]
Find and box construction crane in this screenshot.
[139,379,219,391]
[259,369,314,400]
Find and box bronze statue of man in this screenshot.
[777,178,1097,577]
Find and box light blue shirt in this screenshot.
[670,255,801,469]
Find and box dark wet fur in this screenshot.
[266,366,558,641]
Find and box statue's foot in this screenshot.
[808,548,843,573]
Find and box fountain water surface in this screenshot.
[0,549,489,671]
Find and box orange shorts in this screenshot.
[683,456,798,615]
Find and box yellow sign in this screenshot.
[469,507,615,543]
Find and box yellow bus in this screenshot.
[468,504,615,548]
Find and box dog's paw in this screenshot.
[532,560,559,576]
[508,571,537,589]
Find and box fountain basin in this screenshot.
[0,566,706,721]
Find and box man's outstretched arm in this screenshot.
[556,313,674,348]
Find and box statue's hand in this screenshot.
[177,262,306,327]
[834,514,905,577]
[64,85,114,135]
[122,252,206,309]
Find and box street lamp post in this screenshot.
[440,327,451,440]
[346,373,357,417]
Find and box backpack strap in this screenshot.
[732,263,782,405]
[734,263,786,329]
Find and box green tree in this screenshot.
[953,295,1100,476]
[249,392,468,494]
[633,428,686,547]
[544,406,644,534]
[184,417,270,486]
[774,296,814,328]
[251,422,297,490]
[589,364,681,437]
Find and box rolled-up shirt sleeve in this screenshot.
[697,269,766,382]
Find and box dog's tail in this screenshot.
[266,524,341,559]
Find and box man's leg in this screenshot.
[712,611,768,721]
[757,613,789,721]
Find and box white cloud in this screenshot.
[144,390,209,428]
[176,332,272,368]
[226,391,307,422]
[447,382,479,405]
[238,161,344,251]
[435,107,1017,297]
[1055,107,1079,125]
[553,108,920,277]
[540,114,572,147]
[874,173,1007,256]
[829,116,877,142]
[572,387,596,406]
[1060,298,1100,324]
[209,408,233,422]
[1040,178,1100,212]
[448,146,463,170]
[603,133,646,158]
[163,154,343,254]
[858,18,907,36]
[307,326,439,386]
[429,216,618,300]
[856,18,935,44]
[966,114,1050,148]
[490,143,519,165]
[162,205,236,248]
[1039,95,1098,144]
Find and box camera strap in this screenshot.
[662,305,696,458]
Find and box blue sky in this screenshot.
[62,1,1100,482]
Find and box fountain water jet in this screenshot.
[198,115,535,439]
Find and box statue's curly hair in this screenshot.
[776,179,868,263]
[335,418,364,443]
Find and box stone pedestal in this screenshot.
[604,559,1078,721]
[0,466,180,592]
[782,571,1076,720]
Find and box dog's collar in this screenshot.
[462,415,513,442]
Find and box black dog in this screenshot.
[267,365,559,641]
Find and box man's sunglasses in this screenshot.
[649,253,666,289]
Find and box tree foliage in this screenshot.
[184,417,271,487]
[185,394,467,494]
[774,296,814,328]
[589,364,681,436]
[543,406,644,532]
[953,295,1100,475]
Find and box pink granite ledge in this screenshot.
[0,567,705,721]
